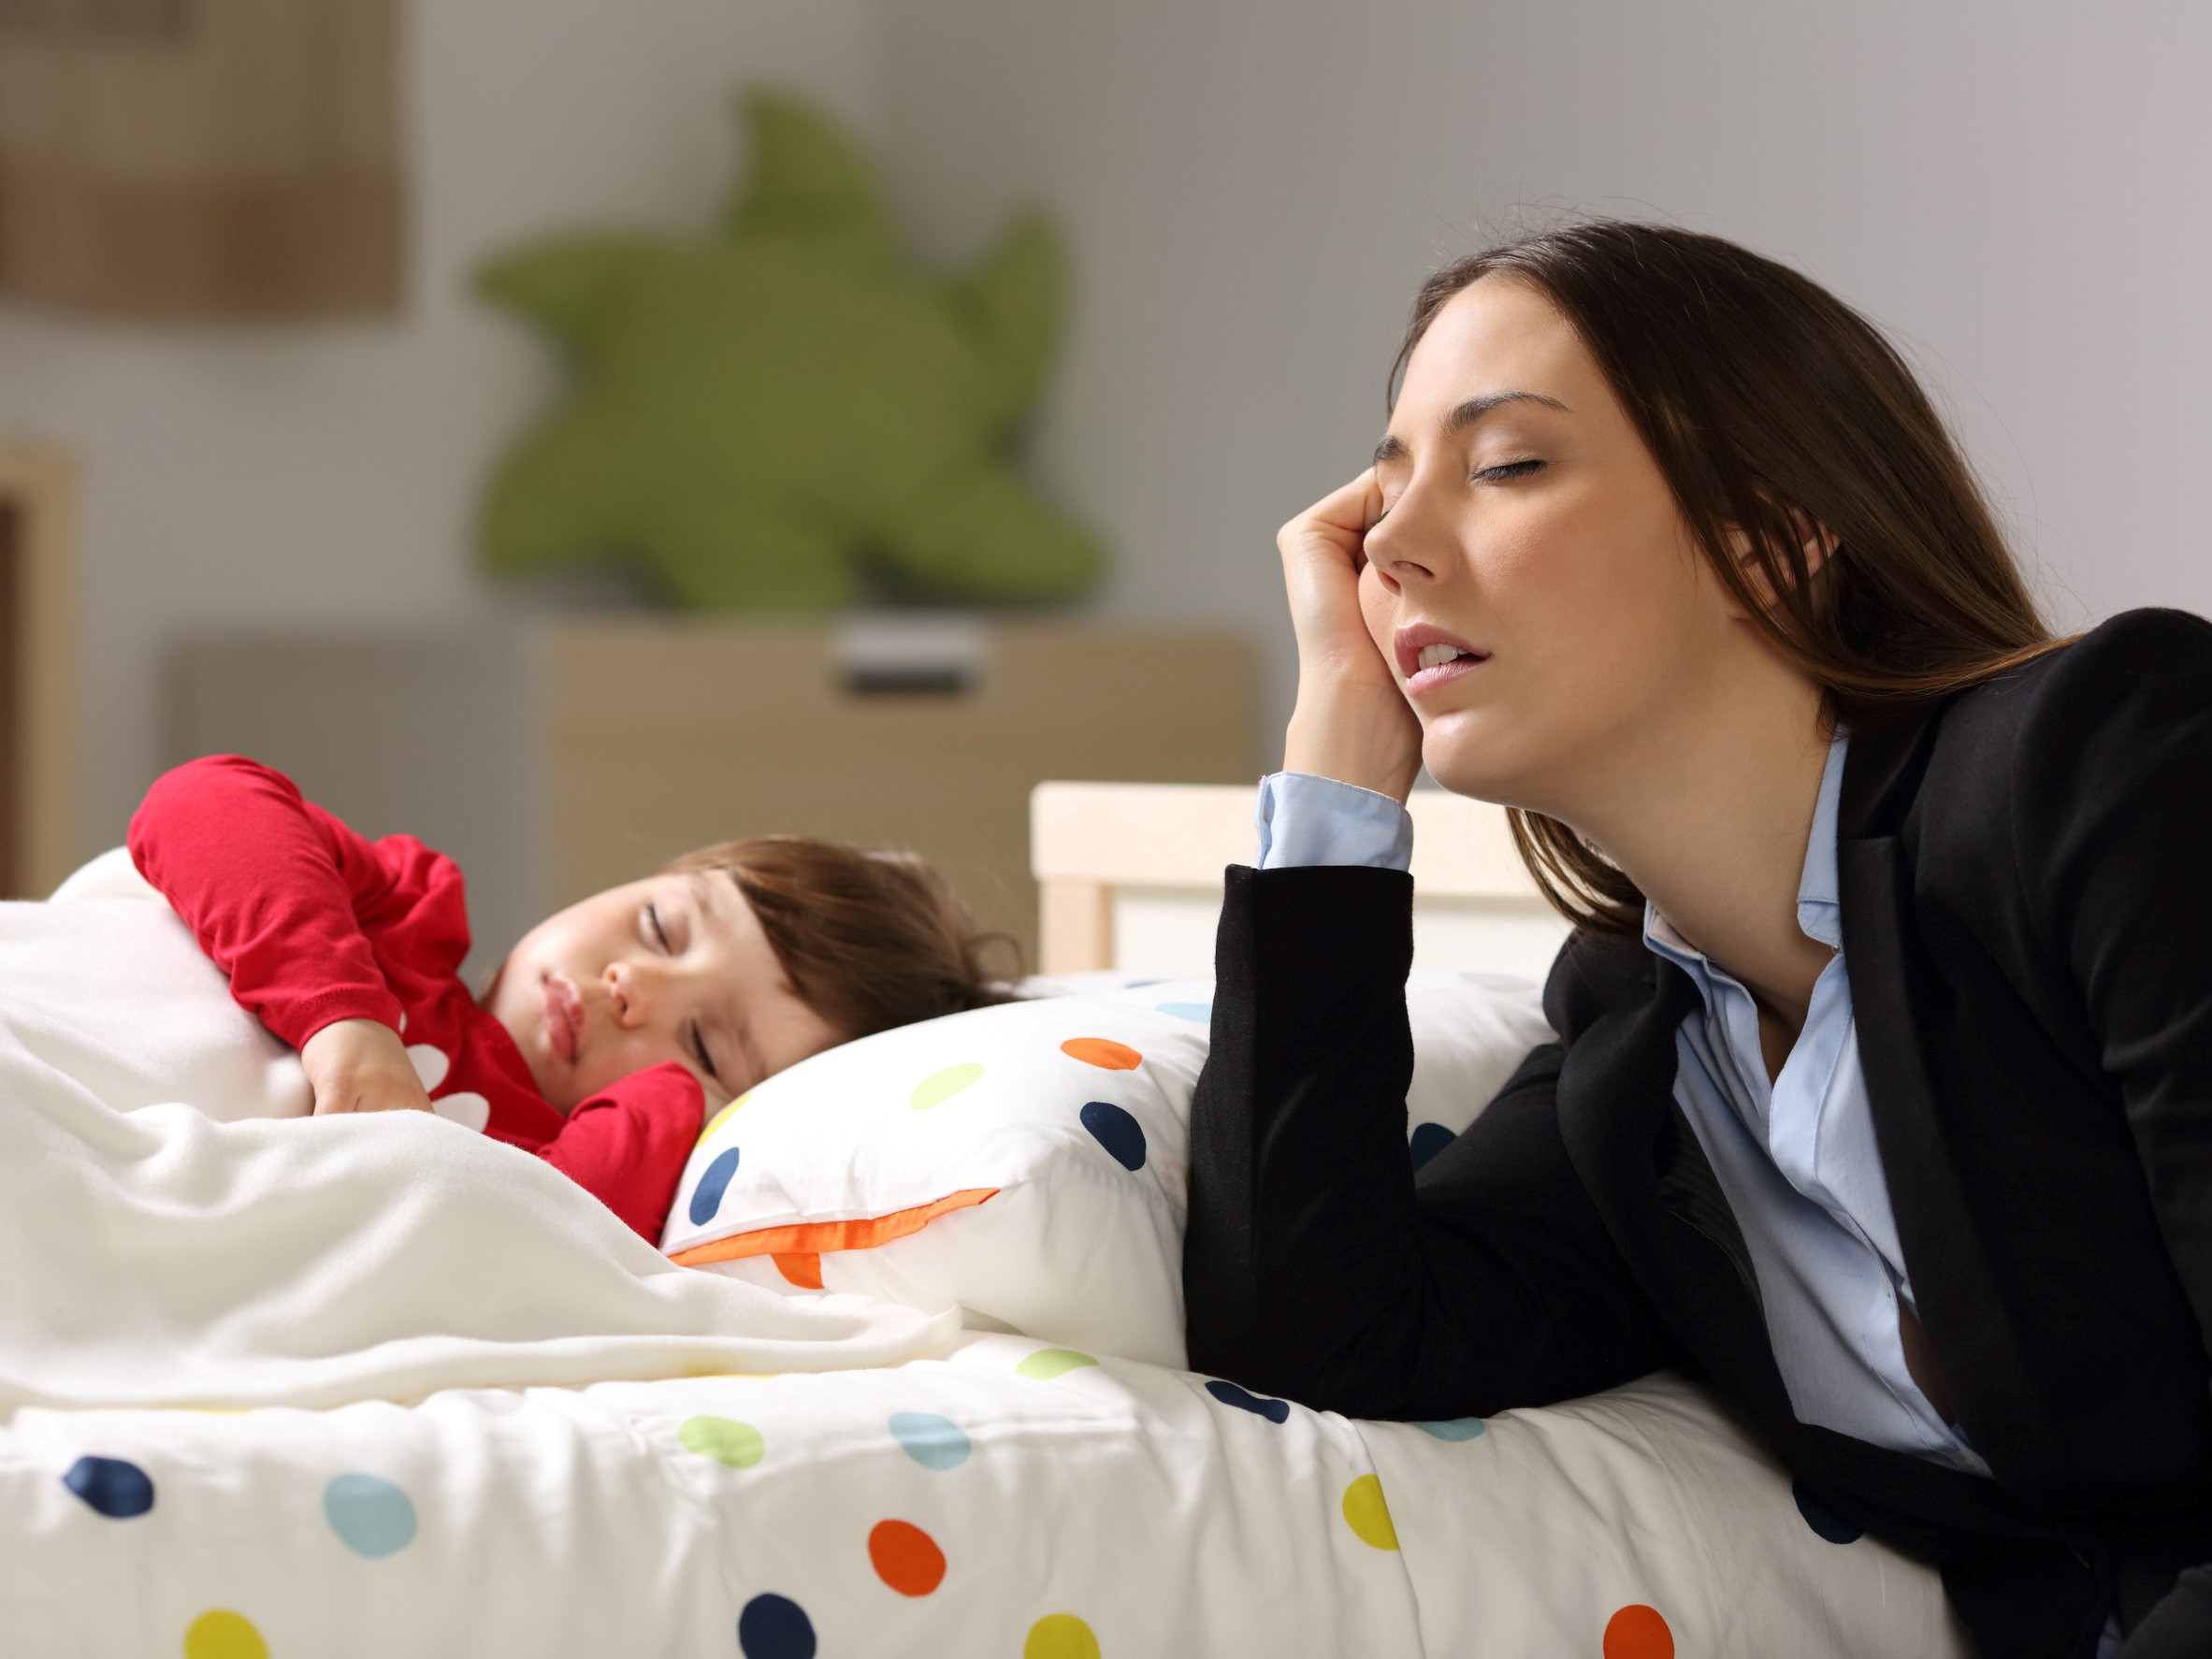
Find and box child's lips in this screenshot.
[542,974,584,1064]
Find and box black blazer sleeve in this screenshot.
[1181,860,1671,1420]
[2014,609,2212,1360]
[2011,609,2212,1659]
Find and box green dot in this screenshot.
[1016,1348,1099,1381]
[678,1415,764,1468]
[910,1061,984,1111]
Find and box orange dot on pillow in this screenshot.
[1062,1037,1141,1071]
[868,1518,947,1596]
[773,1252,823,1290]
[1602,1604,1674,1659]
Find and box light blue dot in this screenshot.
[1156,1002,1212,1022]
[323,1472,417,1558]
[889,1411,971,1470]
[689,1146,742,1226]
[1412,1417,1485,1442]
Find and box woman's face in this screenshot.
[1360,276,1734,813]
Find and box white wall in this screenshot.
[0,0,883,858]
[876,0,2212,751]
[11,0,2209,858]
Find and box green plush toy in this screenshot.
[474,90,1104,608]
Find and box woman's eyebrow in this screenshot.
[1373,388,1572,465]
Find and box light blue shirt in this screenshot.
[1252,757,1989,1473]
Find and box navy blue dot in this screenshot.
[1409,1122,1456,1171]
[1205,1378,1291,1423]
[63,1455,153,1519]
[738,1593,816,1659]
[689,1147,742,1227]
[1080,1101,1147,1172]
[1792,1479,1863,1544]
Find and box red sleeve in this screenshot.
[127,755,411,1049]
[535,1061,707,1242]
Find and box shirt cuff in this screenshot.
[1253,772,1414,872]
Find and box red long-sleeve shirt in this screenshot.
[127,755,702,1242]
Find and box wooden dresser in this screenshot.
[169,615,1260,977]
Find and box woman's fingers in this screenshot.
[1275,470,1424,801]
[1308,468,1386,537]
[1278,469,1384,568]
[1279,469,1395,682]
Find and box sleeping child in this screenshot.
[127,755,1013,1242]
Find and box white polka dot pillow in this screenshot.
[659,970,1554,1367]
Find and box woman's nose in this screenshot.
[1364,488,1451,588]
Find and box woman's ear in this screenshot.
[1720,507,1840,621]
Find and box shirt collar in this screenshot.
[1642,728,1850,969]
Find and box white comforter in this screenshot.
[0,875,955,1410]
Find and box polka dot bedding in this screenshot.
[662,971,1556,1366]
[7,872,1970,1653]
[0,1334,1968,1656]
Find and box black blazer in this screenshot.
[1184,606,2212,1659]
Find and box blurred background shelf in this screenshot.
[0,439,78,902]
[168,616,1259,978]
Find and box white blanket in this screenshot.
[0,861,957,1410]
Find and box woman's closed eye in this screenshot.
[644,902,672,952]
[1476,458,1545,483]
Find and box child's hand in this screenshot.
[299,1019,438,1117]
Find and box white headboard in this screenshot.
[1028,781,1573,983]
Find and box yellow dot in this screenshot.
[1341,1473,1399,1550]
[184,1610,268,1659]
[911,1061,985,1110]
[678,1415,764,1468]
[1015,1348,1098,1381]
[1024,1613,1101,1659]
[698,1093,750,1146]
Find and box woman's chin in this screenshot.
[1423,720,1514,801]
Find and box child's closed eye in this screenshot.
[687,1020,723,1088]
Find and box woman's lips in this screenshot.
[1405,654,1490,698]
[542,974,583,1064]
[1393,623,1490,698]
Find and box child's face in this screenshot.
[484,870,843,1113]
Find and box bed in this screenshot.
[0,792,1974,1657]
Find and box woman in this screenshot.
[1181,221,2212,1659]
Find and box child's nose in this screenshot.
[603,962,649,1029]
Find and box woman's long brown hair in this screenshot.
[1391,221,2078,937]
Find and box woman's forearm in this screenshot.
[1184,863,1669,1419]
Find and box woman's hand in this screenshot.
[300,1018,437,1117]
[1278,469,1424,801]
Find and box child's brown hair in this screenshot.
[661,837,1019,1044]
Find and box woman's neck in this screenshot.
[1562,666,1838,1034]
